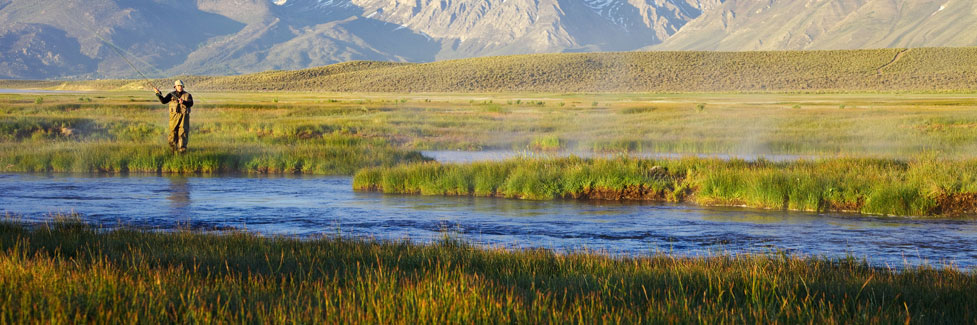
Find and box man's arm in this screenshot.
[156,91,172,104]
[183,93,193,108]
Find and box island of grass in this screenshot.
[354,157,977,218]
[1,220,974,323]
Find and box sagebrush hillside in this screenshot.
[6,47,977,92]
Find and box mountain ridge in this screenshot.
[2,0,976,80]
[652,0,977,51]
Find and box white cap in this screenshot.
[174,80,185,87]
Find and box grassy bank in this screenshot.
[354,157,977,217]
[0,92,432,174]
[0,141,425,174]
[1,220,974,323]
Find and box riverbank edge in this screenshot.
[0,143,432,176]
[1,220,975,323]
[352,157,977,218]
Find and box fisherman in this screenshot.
[154,80,194,153]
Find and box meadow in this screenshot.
[0,91,430,174]
[3,91,977,172]
[1,219,974,323]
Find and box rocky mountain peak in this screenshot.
[2,0,976,79]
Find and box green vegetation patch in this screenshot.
[354,157,977,217]
[0,141,426,175]
[0,93,430,175]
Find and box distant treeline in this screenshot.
[6,48,977,92]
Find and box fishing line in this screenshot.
[90,31,159,90]
[56,9,171,90]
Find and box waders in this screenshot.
[156,80,194,153]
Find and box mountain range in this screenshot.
[1,0,974,79]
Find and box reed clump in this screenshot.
[1,220,974,323]
[354,156,977,217]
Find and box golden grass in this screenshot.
[1,220,974,323]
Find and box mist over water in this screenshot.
[420,150,812,163]
[3,173,975,271]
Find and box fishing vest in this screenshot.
[169,91,191,114]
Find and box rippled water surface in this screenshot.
[2,173,976,270]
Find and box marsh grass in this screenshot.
[4,92,977,159]
[620,106,657,114]
[1,220,974,323]
[354,156,977,217]
[1,141,425,174]
[0,93,431,174]
[529,135,563,151]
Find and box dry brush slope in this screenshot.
[23,47,977,93]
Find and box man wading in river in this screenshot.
[155,80,194,153]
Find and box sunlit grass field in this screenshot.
[2,219,974,323]
[0,92,433,174]
[3,91,977,171]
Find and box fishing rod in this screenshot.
[58,9,166,91]
[90,31,160,91]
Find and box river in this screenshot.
[2,173,975,270]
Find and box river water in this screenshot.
[2,173,975,270]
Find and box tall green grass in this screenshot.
[354,156,977,217]
[0,141,425,175]
[1,220,974,323]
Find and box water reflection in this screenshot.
[167,176,191,218]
